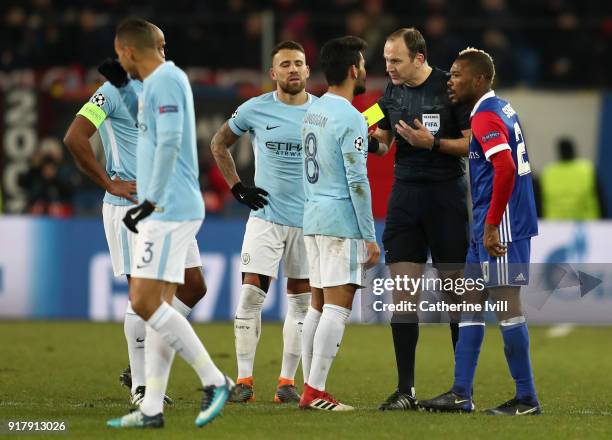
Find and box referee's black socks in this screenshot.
[391,321,419,395]
[450,322,459,351]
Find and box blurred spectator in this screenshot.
[538,138,605,219]
[0,0,608,87]
[480,28,518,86]
[541,11,592,86]
[279,12,318,67]
[19,140,79,218]
[423,15,463,71]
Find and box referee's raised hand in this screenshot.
[395,119,435,149]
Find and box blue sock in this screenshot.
[501,322,538,405]
[452,323,485,399]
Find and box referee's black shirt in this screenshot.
[378,67,471,182]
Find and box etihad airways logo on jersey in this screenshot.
[481,131,500,142]
[265,141,302,157]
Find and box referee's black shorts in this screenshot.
[382,176,469,267]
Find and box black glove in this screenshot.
[98,58,128,88]
[123,200,155,233]
[368,135,380,153]
[231,182,269,210]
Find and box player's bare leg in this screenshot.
[300,284,356,411]
[275,277,310,403]
[175,266,206,311]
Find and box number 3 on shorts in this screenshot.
[142,241,154,264]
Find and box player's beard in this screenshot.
[354,81,366,96]
[279,79,306,95]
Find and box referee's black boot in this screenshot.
[378,389,419,411]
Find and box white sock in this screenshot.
[171,295,192,318]
[301,306,322,385]
[280,292,310,380]
[140,325,175,416]
[124,301,146,393]
[147,302,225,387]
[234,284,266,379]
[308,304,351,391]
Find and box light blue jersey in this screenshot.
[78,80,142,206]
[228,91,316,228]
[301,92,375,241]
[137,61,204,221]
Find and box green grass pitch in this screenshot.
[1,322,611,439]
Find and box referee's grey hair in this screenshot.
[457,47,495,84]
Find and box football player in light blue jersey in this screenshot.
[210,41,314,404]
[102,18,230,429]
[299,36,380,411]
[64,38,208,407]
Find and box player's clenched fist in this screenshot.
[231,182,269,210]
[98,58,129,88]
[364,241,381,268]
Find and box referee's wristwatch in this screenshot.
[431,137,441,152]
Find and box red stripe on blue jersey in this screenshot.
[468,91,538,243]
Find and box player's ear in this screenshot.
[304,64,310,80]
[269,67,276,81]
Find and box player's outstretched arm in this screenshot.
[63,116,137,203]
[210,121,268,210]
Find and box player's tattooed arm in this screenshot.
[211,121,268,210]
[210,121,242,187]
[64,116,137,203]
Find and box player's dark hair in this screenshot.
[319,36,367,86]
[457,47,496,85]
[558,137,576,161]
[387,27,427,60]
[116,17,156,50]
[271,40,305,59]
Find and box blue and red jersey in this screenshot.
[469,91,538,243]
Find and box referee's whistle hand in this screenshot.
[483,223,507,257]
[364,241,381,269]
[395,119,434,149]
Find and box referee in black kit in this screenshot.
[372,28,471,411]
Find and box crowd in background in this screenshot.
[2,0,611,87]
[1,0,610,218]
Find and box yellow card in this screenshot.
[362,103,385,127]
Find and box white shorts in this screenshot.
[102,203,138,276]
[240,217,309,279]
[131,219,202,283]
[304,235,367,289]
